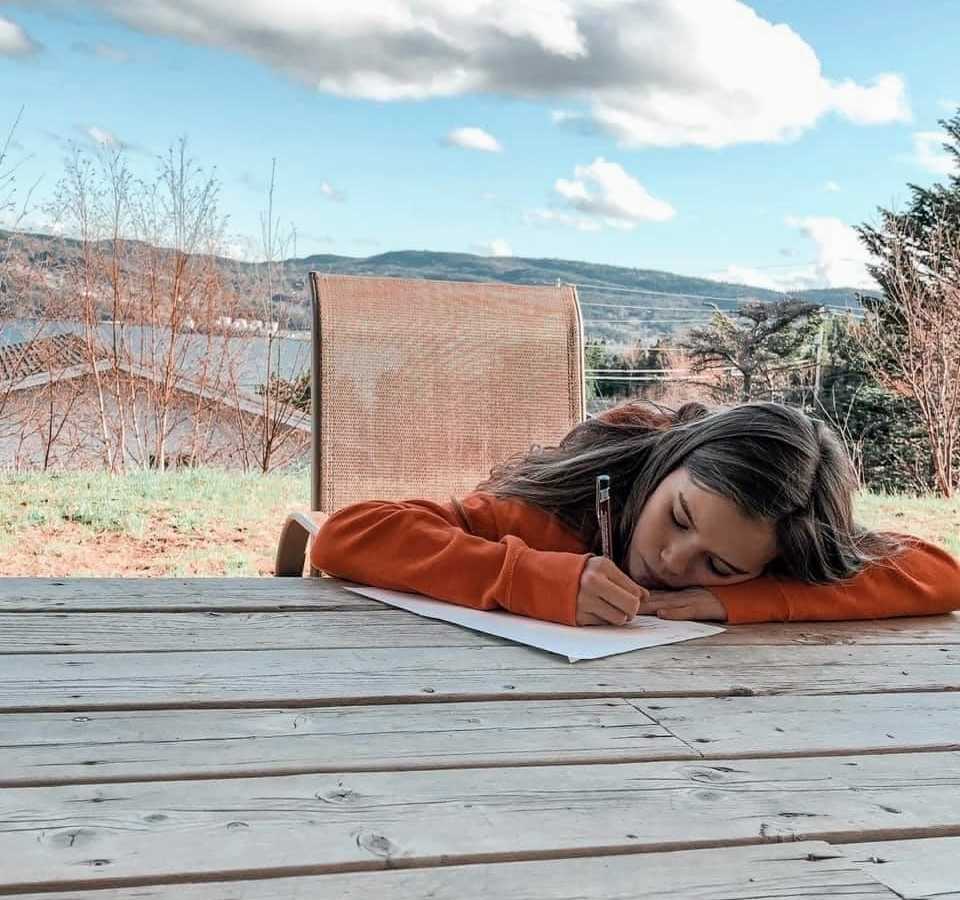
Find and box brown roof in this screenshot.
[0,330,311,432]
[0,332,100,382]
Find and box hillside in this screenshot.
[1,229,867,342]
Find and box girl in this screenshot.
[311,400,960,626]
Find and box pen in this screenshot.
[595,474,613,558]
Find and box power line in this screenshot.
[574,282,759,303]
[583,319,715,327]
[574,281,856,309]
[580,300,734,312]
[579,297,863,316]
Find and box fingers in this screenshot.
[577,556,652,627]
[577,596,637,626]
[595,596,637,626]
[655,605,697,620]
[585,557,647,618]
[602,560,649,600]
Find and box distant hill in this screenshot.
[2,230,870,343]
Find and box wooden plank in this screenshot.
[1,579,955,646]
[0,644,957,711]
[705,614,960,646]
[5,691,956,788]
[6,841,898,899]
[843,837,960,899]
[0,611,501,653]
[0,752,957,891]
[3,610,958,654]
[634,692,960,758]
[0,577,377,612]
[0,699,696,787]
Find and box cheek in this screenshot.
[626,513,656,562]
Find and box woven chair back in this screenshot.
[309,274,585,513]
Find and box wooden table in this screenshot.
[1,576,958,898]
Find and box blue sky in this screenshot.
[1,1,958,290]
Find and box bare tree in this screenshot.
[858,211,960,496]
[48,138,240,471]
[124,139,233,469]
[227,159,310,472]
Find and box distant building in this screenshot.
[0,333,310,471]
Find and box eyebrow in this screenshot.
[678,490,749,575]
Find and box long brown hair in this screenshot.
[477,399,903,583]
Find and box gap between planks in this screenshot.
[4,683,960,716]
[0,833,925,898]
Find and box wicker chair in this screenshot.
[275,273,585,576]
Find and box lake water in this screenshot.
[0,320,311,391]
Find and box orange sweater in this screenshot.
[311,491,960,626]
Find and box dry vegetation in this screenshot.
[0,467,955,577]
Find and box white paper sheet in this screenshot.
[344,585,724,661]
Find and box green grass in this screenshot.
[0,467,956,575]
[855,490,960,556]
[0,468,309,537]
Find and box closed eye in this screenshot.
[673,508,733,577]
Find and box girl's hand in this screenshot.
[638,588,727,622]
[576,556,649,625]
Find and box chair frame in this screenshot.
[275,274,585,576]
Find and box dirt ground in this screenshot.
[0,517,309,577]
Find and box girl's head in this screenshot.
[478,399,899,588]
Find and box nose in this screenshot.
[660,541,693,578]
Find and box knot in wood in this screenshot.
[355,830,399,859]
[318,787,358,804]
[687,767,724,783]
[48,828,98,849]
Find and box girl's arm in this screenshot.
[709,538,960,624]
[310,492,591,626]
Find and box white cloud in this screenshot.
[823,180,841,192]
[86,126,119,146]
[711,216,875,292]
[446,127,502,153]
[476,238,513,257]
[826,73,909,125]
[0,15,38,56]
[543,157,675,230]
[911,131,955,176]
[86,0,910,149]
[708,264,816,293]
[320,180,346,202]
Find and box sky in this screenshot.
[1,0,958,291]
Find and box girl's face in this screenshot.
[625,466,779,590]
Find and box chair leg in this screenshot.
[275,516,309,576]
[275,511,325,577]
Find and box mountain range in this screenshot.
[2,230,868,342]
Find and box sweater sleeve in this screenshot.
[711,538,960,624]
[309,492,591,626]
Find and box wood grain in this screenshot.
[633,692,960,757]
[3,610,958,654]
[5,841,897,899]
[1,644,958,711]
[0,699,694,786]
[0,752,957,890]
